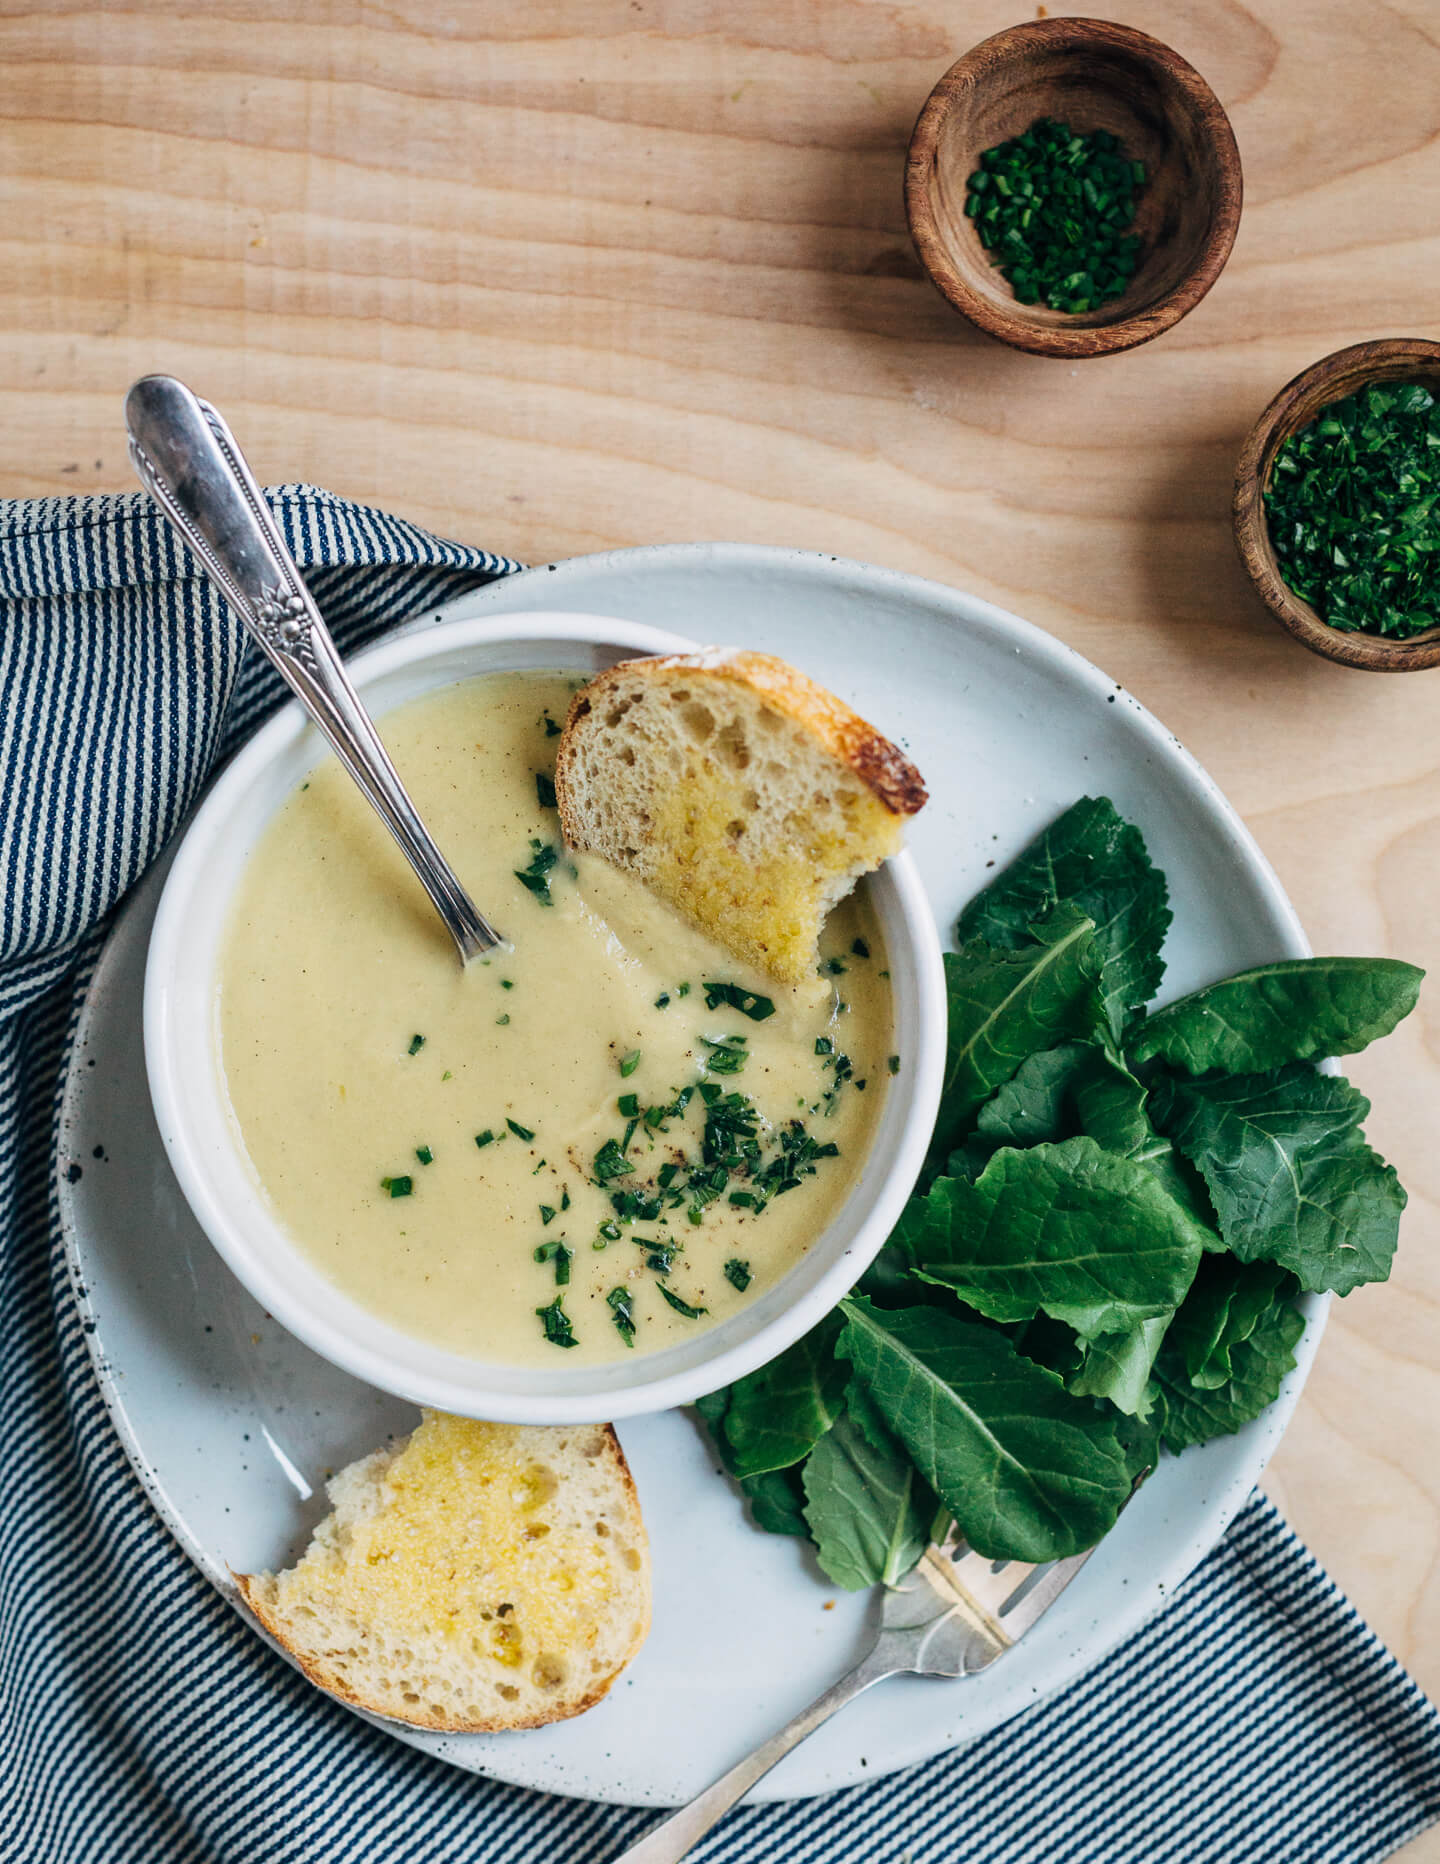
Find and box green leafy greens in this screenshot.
[693,795,1420,1584]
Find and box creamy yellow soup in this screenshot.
[218,671,893,1367]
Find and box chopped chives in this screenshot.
[724,1258,752,1291]
[535,772,557,810]
[414,1145,434,1166]
[539,1203,557,1225]
[888,1054,901,1075]
[619,1050,642,1077]
[381,1175,413,1198]
[407,1034,425,1056]
[657,1284,707,1319]
[701,981,775,1021]
[474,1130,496,1149]
[507,1118,535,1142]
[535,1295,577,1347]
[618,1093,640,1119]
[607,1286,636,1347]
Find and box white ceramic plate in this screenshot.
[58,543,1322,1808]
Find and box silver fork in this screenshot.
[609,1525,1101,1863]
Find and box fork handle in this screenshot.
[608,1647,898,1864]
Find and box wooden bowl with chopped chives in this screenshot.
[904,18,1242,359]
[1234,338,1440,672]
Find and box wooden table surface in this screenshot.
[6,0,1439,1846]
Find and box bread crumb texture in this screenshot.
[556,651,926,982]
[236,1413,650,1732]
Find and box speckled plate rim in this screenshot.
[55,540,1326,1807]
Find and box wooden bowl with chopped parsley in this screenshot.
[1234,338,1440,672]
[904,17,1242,359]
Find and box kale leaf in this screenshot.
[1070,1315,1171,1418]
[837,1297,1132,1562]
[1151,1064,1404,1295]
[1150,1296,1306,1454]
[906,1139,1206,1340]
[929,905,1103,1171]
[957,796,1171,1033]
[718,1313,847,1477]
[1129,957,1423,1075]
[1164,1256,1295,1390]
[802,1388,934,1590]
[974,1041,1089,1147]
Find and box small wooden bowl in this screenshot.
[1234,338,1440,672]
[904,18,1242,359]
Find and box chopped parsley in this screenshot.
[507,1118,536,1142]
[593,1139,632,1183]
[702,1036,748,1076]
[724,1258,752,1291]
[514,839,559,904]
[607,1286,636,1347]
[535,1295,577,1348]
[381,1174,413,1198]
[657,1284,708,1320]
[535,772,558,810]
[414,1145,434,1166]
[407,1034,426,1056]
[619,1050,642,1078]
[702,981,776,1021]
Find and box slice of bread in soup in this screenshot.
[555,650,926,982]
[236,1413,650,1732]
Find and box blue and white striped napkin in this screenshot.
[3,489,1439,1864]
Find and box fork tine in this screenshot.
[995,1545,1100,1639]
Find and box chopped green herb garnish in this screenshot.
[617,1093,640,1119]
[656,1162,679,1190]
[474,1130,495,1149]
[593,1139,632,1183]
[815,1037,833,1056]
[495,1013,511,1026]
[415,1145,434,1166]
[636,1238,680,1273]
[724,1258,752,1291]
[542,711,561,737]
[535,1295,577,1347]
[514,839,560,904]
[703,1036,749,1076]
[654,993,671,1010]
[965,118,1145,313]
[535,772,558,810]
[851,938,871,959]
[442,1070,453,1081]
[1264,380,1440,639]
[888,1054,901,1075]
[619,1050,642,1077]
[381,1174,413,1198]
[702,981,776,1021]
[407,1034,425,1056]
[599,1220,622,1240]
[560,1188,571,1212]
[677,981,691,998]
[657,1284,708,1320]
[507,1118,535,1142]
[820,957,847,976]
[539,1203,557,1225]
[607,1286,636,1347]
[534,1239,572,1284]
[501,978,514,990]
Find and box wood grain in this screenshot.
[3,0,1439,1846]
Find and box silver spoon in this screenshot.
[125,375,503,964]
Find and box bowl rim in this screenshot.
[1233,336,1440,672]
[142,610,947,1422]
[904,15,1243,359]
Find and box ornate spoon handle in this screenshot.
[125,375,502,964]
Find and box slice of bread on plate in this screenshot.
[236,1412,650,1732]
[555,649,926,982]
